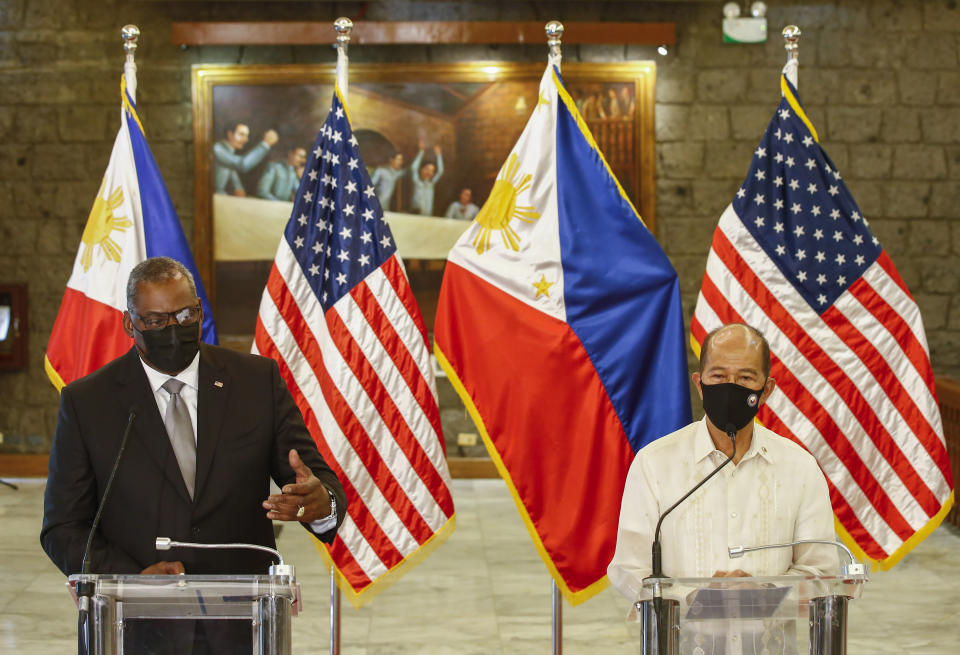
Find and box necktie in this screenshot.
[162,378,196,499]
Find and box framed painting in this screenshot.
[191,62,657,345]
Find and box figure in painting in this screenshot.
[445,188,480,221]
[370,151,408,211]
[213,122,278,196]
[606,88,622,119]
[619,86,635,119]
[256,146,307,202]
[581,90,607,120]
[409,140,444,216]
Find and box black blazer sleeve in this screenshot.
[41,386,143,576]
[266,358,347,542]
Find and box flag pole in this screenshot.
[329,565,341,655]
[334,17,353,103]
[551,581,563,655]
[121,24,139,103]
[546,22,566,655]
[782,24,801,90]
[546,19,564,71]
[327,20,352,653]
[329,18,351,652]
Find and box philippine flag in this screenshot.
[45,71,216,391]
[434,63,691,604]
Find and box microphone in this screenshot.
[155,537,294,577]
[81,406,139,574]
[728,539,866,577]
[650,426,737,579]
[77,405,138,655]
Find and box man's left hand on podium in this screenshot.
[712,569,751,577]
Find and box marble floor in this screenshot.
[1,477,958,653]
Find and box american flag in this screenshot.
[692,75,954,567]
[254,89,455,604]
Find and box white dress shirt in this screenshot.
[607,418,839,603]
[137,352,337,531]
[140,352,201,443]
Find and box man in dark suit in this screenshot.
[41,256,346,652]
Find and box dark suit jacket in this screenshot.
[41,344,347,576]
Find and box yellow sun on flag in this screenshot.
[537,90,550,110]
[472,152,540,255]
[79,178,131,272]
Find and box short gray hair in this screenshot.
[126,257,197,312]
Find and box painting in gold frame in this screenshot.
[191,61,656,343]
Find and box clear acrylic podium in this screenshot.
[67,573,301,655]
[631,574,867,655]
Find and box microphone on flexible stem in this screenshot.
[77,406,138,655]
[728,539,866,577]
[643,425,737,655]
[650,425,737,579]
[155,538,295,578]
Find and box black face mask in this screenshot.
[700,381,765,435]
[136,323,200,373]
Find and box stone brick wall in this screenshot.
[1,0,958,453]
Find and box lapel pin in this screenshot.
[214,380,224,388]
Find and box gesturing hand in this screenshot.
[262,449,332,522]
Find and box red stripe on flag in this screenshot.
[262,268,408,567]
[710,230,940,518]
[262,272,415,560]
[381,256,429,348]
[848,275,941,401]
[327,536,373,591]
[698,272,915,543]
[324,305,454,526]
[847,272,951,484]
[349,279,447,463]
[435,262,635,595]
[46,287,131,387]
[767,358,914,541]
[253,316,376,589]
[690,314,708,347]
[875,251,914,301]
[821,302,950,489]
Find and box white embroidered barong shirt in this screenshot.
[608,418,839,602]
